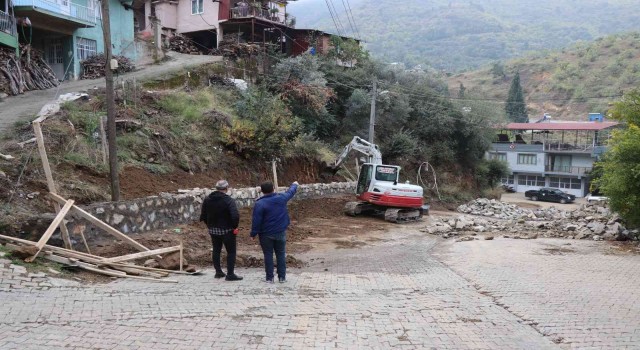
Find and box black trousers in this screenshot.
[210,232,237,275]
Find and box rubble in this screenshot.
[423,199,639,242]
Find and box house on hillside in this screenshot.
[0,0,19,54]
[488,117,619,198]
[132,0,358,57]
[8,0,134,80]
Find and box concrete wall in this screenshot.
[64,182,356,241]
[176,0,219,34]
[156,2,177,30]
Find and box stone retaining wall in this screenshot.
[65,182,356,241]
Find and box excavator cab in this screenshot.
[356,164,399,195]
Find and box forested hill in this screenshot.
[446,32,640,120]
[288,0,640,71]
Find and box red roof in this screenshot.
[503,122,619,131]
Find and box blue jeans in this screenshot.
[259,232,286,281]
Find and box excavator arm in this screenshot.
[332,136,383,169]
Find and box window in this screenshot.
[191,0,203,14]
[549,155,572,172]
[549,177,581,190]
[501,175,514,185]
[76,37,97,61]
[517,153,537,165]
[517,175,545,187]
[489,152,507,162]
[375,166,398,182]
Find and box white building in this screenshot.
[488,120,619,198]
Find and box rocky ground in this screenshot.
[423,198,639,243]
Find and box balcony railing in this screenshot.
[544,143,597,153]
[13,0,98,25]
[0,10,17,36]
[545,165,592,175]
[230,6,295,27]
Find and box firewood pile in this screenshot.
[218,33,261,61]
[168,35,200,54]
[80,54,135,79]
[0,45,59,96]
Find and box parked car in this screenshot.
[586,191,609,203]
[524,188,576,204]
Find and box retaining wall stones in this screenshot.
[64,182,356,241]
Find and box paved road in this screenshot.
[0,52,221,133]
[435,238,640,349]
[1,227,638,349]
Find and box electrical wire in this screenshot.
[324,0,343,36]
[327,0,347,36]
[344,0,361,40]
[340,0,358,39]
[417,161,441,201]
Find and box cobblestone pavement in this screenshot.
[0,228,558,350]
[434,238,640,349]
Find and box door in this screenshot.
[46,39,65,80]
[356,164,373,195]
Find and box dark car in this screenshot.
[524,188,576,204]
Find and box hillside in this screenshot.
[446,32,640,120]
[288,0,640,71]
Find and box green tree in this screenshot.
[597,89,640,227]
[458,82,466,98]
[505,72,529,123]
[475,159,510,189]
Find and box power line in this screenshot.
[327,0,347,36]
[340,0,359,39]
[324,0,343,36]
[344,0,361,40]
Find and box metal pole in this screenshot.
[369,81,376,144]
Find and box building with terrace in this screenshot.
[9,0,134,80]
[488,118,619,197]
[0,0,19,53]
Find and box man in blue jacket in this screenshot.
[251,181,299,283]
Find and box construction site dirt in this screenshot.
[85,195,397,275]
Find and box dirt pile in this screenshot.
[425,199,639,242]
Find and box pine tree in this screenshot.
[505,72,528,123]
[458,82,466,98]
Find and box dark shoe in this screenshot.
[278,277,286,283]
[214,271,226,279]
[265,278,274,283]
[225,274,243,281]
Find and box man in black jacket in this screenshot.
[200,180,243,281]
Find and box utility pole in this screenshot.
[369,80,377,144]
[101,0,120,201]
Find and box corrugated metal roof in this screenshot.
[502,122,619,131]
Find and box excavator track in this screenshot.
[383,208,423,223]
[345,201,424,223]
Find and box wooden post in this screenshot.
[100,115,108,165]
[26,199,74,262]
[179,240,183,272]
[272,160,278,192]
[101,0,121,201]
[32,121,72,249]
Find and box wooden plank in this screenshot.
[33,121,72,249]
[107,265,167,278]
[42,253,177,283]
[0,234,104,263]
[26,199,74,262]
[101,245,181,264]
[103,262,202,275]
[48,192,151,253]
[179,240,183,272]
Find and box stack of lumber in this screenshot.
[0,45,59,96]
[168,35,200,54]
[80,54,135,80]
[0,192,198,283]
[0,234,194,283]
